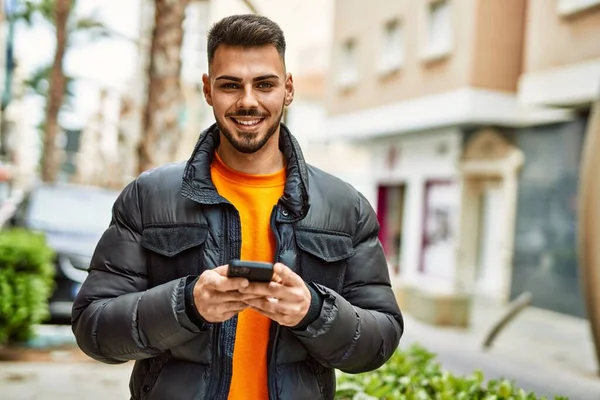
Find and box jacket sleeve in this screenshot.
[71,179,204,364]
[293,192,404,374]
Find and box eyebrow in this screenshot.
[215,74,280,83]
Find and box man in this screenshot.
[72,14,403,400]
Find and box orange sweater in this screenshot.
[211,152,285,400]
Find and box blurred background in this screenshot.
[0,0,599,399]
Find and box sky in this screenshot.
[14,0,141,130]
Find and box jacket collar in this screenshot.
[181,123,310,221]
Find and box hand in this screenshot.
[193,265,263,323]
[240,263,311,327]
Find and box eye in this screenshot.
[257,82,274,89]
[220,83,239,89]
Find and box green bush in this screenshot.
[0,228,55,346]
[335,343,568,400]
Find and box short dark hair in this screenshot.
[207,14,286,65]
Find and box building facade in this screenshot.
[510,0,600,317]
[174,0,373,195]
[324,0,597,323]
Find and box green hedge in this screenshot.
[0,228,55,346]
[335,343,568,400]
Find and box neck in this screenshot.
[217,131,285,175]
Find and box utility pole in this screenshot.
[578,81,600,376]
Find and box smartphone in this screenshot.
[227,259,274,282]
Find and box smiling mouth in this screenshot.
[230,117,265,128]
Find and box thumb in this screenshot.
[273,263,302,286]
[213,265,229,276]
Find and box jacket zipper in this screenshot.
[207,324,221,398]
[268,205,282,400]
[207,208,233,400]
[219,206,242,399]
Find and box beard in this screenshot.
[215,102,285,154]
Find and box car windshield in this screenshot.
[25,186,119,234]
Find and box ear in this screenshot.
[284,73,294,107]
[202,73,213,106]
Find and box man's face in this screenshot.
[203,45,294,154]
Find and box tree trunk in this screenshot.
[41,0,71,182]
[138,0,190,175]
[241,0,259,14]
[578,96,600,376]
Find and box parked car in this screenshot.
[9,183,120,323]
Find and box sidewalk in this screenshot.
[0,360,132,400]
[473,299,598,377]
[400,298,600,399]
[1,303,599,400]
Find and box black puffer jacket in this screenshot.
[72,124,403,400]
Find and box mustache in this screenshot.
[226,109,267,118]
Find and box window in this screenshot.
[379,19,404,75]
[337,39,358,89]
[423,0,453,61]
[558,0,600,16]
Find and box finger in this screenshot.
[247,281,304,303]
[239,282,273,297]
[218,301,249,313]
[273,263,304,287]
[213,275,249,292]
[244,297,277,314]
[201,270,227,291]
[271,272,284,284]
[246,300,303,327]
[208,292,261,303]
[218,306,249,322]
[245,297,302,317]
[239,293,265,301]
[213,265,229,276]
[213,264,253,287]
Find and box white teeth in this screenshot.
[233,118,261,126]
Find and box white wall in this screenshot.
[370,128,462,291]
[286,98,375,204]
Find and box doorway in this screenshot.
[474,180,505,297]
[377,184,406,277]
[420,180,459,280]
[456,128,524,303]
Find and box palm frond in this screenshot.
[23,64,75,102]
[11,0,57,25]
[23,65,51,96]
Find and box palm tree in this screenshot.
[42,0,71,183]
[15,0,110,182]
[137,0,190,174]
[137,0,260,175]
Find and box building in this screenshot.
[510,0,600,317]
[285,73,374,200]
[324,0,598,325]
[173,0,373,193]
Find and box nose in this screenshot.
[237,85,259,109]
